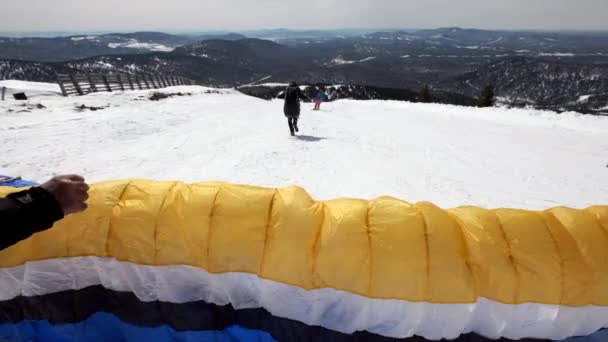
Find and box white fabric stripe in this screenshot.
[0,256,606,340]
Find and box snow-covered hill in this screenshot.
[1,81,606,210]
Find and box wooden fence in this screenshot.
[57,73,195,96]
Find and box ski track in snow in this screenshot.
[1,82,607,210]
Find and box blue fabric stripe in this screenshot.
[0,175,37,188]
[566,329,608,342]
[0,312,276,342]
[0,312,605,341]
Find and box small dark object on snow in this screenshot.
[75,104,107,112]
[13,93,27,100]
[36,104,46,109]
[149,92,171,101]
[149,92,193,101]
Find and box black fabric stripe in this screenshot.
[0,286,556,342]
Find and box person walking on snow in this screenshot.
[313,87,329,111]
[282,82,308,136]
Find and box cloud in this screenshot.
[1,0,607,32]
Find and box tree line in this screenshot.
[417,84,495,107]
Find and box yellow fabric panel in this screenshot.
[1,180,607,306]
[417,202,476,303]
[207,184,275,274]
[539,211,593,306]
[0,227,69,268]
[313,199,371,295]
[549,207,608,305]
[155,182,219,268]
[448,206,517,304]
[107,180,175,265]
[63,180,126,257]
[368,197,427,300]
[494,209,561,304]
[261,186,323,289]
[587,206,608,235]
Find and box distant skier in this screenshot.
[281,82,308,136]
[313,87,329,111]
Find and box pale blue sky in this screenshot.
[2,0,607,32]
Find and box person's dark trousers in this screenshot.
[287,117,299,135]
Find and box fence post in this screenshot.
[56,76,68,97]
[1,86,5,100]
[148,75,155,89]
[135,75,143,90]
[69,74,84,95]
[156,75,165,88]
[117,74,125,91]
[142,75,151,89]
[126,74,135,90]
[102,75,112,92]
[87,75,97,93]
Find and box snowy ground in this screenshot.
[1,81,607,209]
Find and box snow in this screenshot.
[240,83,289,88]
[71,36,98,41]
[1,82,607,210]
[330,56,376,65]
[108,40,173,52]
[485,37,503,45]
[0,80,62,98]
[238,75,274,88]
[94,61,114,69]
[539,52,575,57]
[578,95,592,103]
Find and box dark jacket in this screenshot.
[283,85,307,117]
[0,187,64,251]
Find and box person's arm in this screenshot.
[0,175,89,251]
[0,187,64,250]
[298,88,310,101]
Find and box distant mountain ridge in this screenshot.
[1,28,607,114]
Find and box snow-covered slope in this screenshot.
[0,80,62,97]
[1,81,606,210]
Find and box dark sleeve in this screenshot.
[298,89,308,100]
[0,187,64,251]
